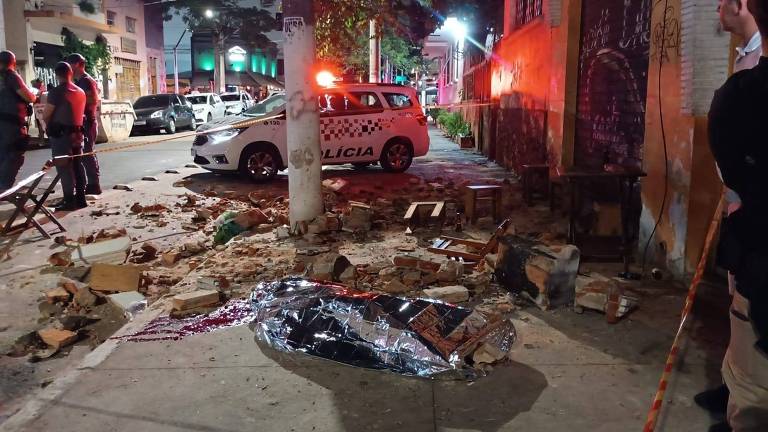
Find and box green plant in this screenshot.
[437,112,471,138]
[77,0,96,14]
[60,28,112,77]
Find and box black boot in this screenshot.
[695,384,730,415]
[75,191,88,209]
[54,194,78,211]
[85,184,102,195]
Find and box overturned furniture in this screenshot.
[494,235,580,310]
[403,201,445,228]
[250,278,517,379]
[428,219,511,269]
[1,169,64,239]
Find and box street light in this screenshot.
[205,9,214,18]
[443,17,467,40]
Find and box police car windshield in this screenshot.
[220,94,240,102]
[134,95,171,109]
[187,95,208,105]
[243,94,285,117]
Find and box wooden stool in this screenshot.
[463,185,503,224]
[404,201,445,227]
[520,163,550,206]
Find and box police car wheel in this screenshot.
[380,141,413,173]
[241,146,279,182]
[166,119,176,134]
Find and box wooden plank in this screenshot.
[427,247,482,262]
[430,201,445,218]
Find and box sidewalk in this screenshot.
[0,128,728,431]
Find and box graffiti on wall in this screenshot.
[650,1,680,63]
[574,0,651,169]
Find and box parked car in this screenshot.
[192,84,429,182]
[187,93,226,125]
[132,94,196,135]
[220,91,254,116]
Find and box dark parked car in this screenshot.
[131,94,195,135]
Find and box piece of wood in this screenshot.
[37,328,77,350]
[89,263,142,292]
[172,290,220,311]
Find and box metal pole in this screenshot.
[283,0,322,228]
[173,27,187,94]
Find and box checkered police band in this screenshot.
[320,117,391,142]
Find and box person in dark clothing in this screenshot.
[708,1,768,430]
[0,50,37,191]
[43,62,87,211]
[65,53,101,195]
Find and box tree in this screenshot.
[60,28,112,77]
[163,0,278,92]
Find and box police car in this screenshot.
[192,84,429,182]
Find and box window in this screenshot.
[319,93,346,113]
[515,0,543,27]
[126,16,136,33]
[383,93,414,109]
[107,10,116,26]
[348,92,383,112]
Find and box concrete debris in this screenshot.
[89,263,142,293]
[233,209,269,228]
[473,342,508,365]
[436,260,464,283]
[381,278,409,294]
[45,287,71,303]
[182,240,206,255]
[462,272,491,294]
[423,285,469,304]
[72,236,131,264]
[107,291,147,315]
[172,290,220,311]
[59,277,85,295]
[161,250,181,266]
[74,287,98,308]
[275,225,291,239]
[575,274,638,322]
[378,266,401,282]
[309,253,352,282]
[129,241,160,264]
[342,202,373,232]
[165,169,180,174]
[402,271,422,287]
[322,178,349,191]
[37,328,78,350]
[495,236,580,311]
[307,213,342,234]
[48,250,72,267]
[141,176,159,181]
[197,276,231,291]
[113,184,134,191]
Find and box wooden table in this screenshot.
[555,165,647,277]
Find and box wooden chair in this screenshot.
[463,185,503,224]
[428,219,512,268]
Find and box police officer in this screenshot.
[65,53,101,195]
[0,50,36,191]
[43,62,87,211]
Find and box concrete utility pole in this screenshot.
[283,0,323,228]
[369,20,380,83]
[172,27,188,94]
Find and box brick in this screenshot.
[140,241,160,256]
[436,260,464,283]
[381,279,409,294]
[423,286,469,304]
[89,263,142,293]
[172,290,220,311]
[161,251,181,266]
[37,328,78,350]
[45,287,71,303]
[74,287,98,308]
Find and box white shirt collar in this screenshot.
[736,31,762,58]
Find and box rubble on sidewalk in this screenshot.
[423,285,469,303]
[172,290,221,311]
[89,263,142,293]
[250,278,516,378]
[37,328,78,350]
[575,273,638,322]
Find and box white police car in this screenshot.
[192,84,430,182]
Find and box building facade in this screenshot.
[459,0,732,278]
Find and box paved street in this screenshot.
[17,133,197,190]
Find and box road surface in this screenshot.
[17,133,196,190]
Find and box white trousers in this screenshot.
[722,291,768,431]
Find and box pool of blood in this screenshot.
[113,299,254,342]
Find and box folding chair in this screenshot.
[1,169,65,239]
[428,219,511,268]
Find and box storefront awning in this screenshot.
[191,71,284,90]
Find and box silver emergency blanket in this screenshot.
[250,278,517,378]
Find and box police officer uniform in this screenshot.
[67,54,101,195]
[0,54,30,190]
[47,64,87,210]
